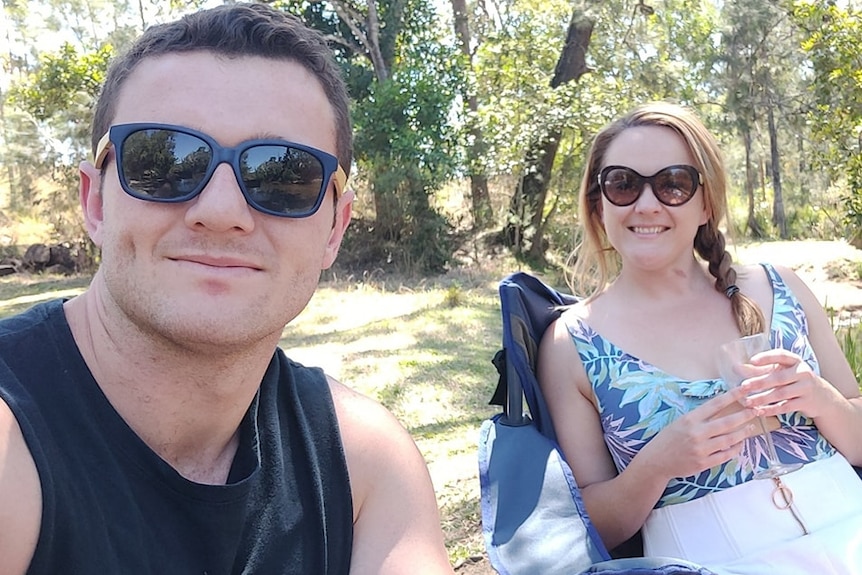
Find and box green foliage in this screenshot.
[470,0,602,178]
[724,175,849,241]
[784,203,836,240]
[9,43,111,123]
[278,0,463,274]
[444,283,463,308]
[348,2,462,273]
[831,310,862,386]
[842,180,862,246]
[790,1,862,242]
[841,327,862,386]
[3,41,112,244]
[354,69,461,194]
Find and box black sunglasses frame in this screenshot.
[598,164,702,207]
[94,123,347,218]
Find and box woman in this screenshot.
[537,101,862,573]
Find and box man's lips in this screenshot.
[170,255,264,271]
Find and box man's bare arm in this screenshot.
[0,400,41,575]
[329,380,454,575]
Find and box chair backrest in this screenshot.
[496,272,577,436]
[480,272,718,575]
[480,272,609,575]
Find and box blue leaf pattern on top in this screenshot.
[564,263,836,508]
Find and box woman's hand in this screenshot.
[742,348,845,420]
[639,387,758,480]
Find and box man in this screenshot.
[0,4,454,574]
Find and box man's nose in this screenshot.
[182,163,256,232]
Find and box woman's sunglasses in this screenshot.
[94,123,347,218]
[598,164,702,207]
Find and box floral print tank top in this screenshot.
[563,263,836,508]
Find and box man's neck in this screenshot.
[62,284,276,484]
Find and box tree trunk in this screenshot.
[371,162,404,240]
[450,0,492,229]
[327,0,394,236]
[742,124,763,238]
[328,0,390,81]
[766,104,787,238]
[797,132,807,202]
[137,0,146,32]
[504,9,594,258]
[524,132,561,260]
[0,85,15,210]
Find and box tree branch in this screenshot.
[324,0,389,81]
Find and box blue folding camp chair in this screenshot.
[478,272,716,575]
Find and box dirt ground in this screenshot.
[454,555,496,574]
[732,239,862,322]
[455,240,862,575]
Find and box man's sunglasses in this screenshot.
[94,123,347,218]
[598,164,702,207]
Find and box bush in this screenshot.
[837,323,862,387]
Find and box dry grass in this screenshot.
[280,270,510,564]
[0,273,90,316]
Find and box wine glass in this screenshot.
[717,333,803,479]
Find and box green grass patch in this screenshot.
[835,322,862,386]
[0,273,90,317]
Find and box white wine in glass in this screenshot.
[717,333,803,479]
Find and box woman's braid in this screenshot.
[695,224,765,336]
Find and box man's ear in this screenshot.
[79,161,105,247]
[321,189,354,270]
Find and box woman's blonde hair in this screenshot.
[569,101,764,336]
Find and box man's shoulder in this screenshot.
[323,377,456,573]
[0,300,70,389]
[268,351,421,485]
[326,377,396,430]
[0,299,64,343]
[0,305,55,574]
[0,396,42,575]
[324,376,421,481]
[270,350,333,403]
[269,352,396,440]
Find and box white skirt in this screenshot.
[643,454,862,574]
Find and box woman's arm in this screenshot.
[744,265,862,465]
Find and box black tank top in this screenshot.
[0,300,353,574]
